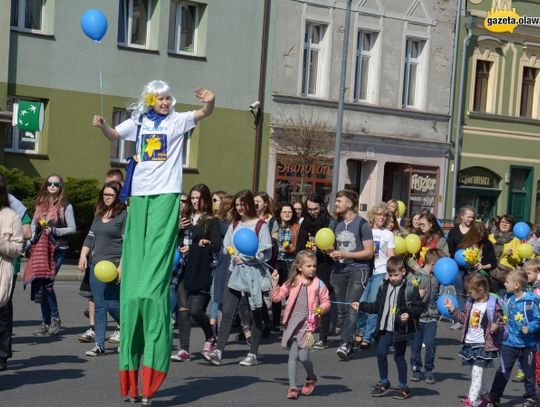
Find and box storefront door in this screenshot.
[507,166,533,221]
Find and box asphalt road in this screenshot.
[1,281,527,406]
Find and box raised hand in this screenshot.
[194,87,215,103]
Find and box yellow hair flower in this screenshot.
[515,312,525,323]
[411,278,420,287]
[144,93,158,107]
[314,306,323,316]
[227,246,235,255]
[390,306,397,315]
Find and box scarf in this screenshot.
[144,110,169,129]
[300,211,332,236]
[492,230,513,258]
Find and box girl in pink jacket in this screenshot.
[271,250,330,400]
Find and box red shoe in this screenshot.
[287,387,299,399]
[301,375,317,395]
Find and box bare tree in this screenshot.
[271,113,335,201]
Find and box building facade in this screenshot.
[266,0,457,216]
[1,0,269,193]
[446,0,540,222]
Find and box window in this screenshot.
[118,0,151,48]
[302,23,327,96]
[520,67,537,118]
[169,1,202,55]
[110,109,136,163]
[10,0,44,31]
[354,31,377,102]
[402,38,425,108]
[4,97,41,154]
[473,60,492,112]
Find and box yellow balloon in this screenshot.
[518,243,534,260]
[94,260,118,283]
[315,228,335,251]
[405,234,421,254]
[394,236,407,255]
[397,200,406,217]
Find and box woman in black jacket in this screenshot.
[172,184,221,362]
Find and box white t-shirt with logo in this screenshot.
[372,227,395,275]
[116,111,196,196]
[465,301,487,344]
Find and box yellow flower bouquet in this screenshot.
[464,246,482,267]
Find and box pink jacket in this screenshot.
[271,276,330,325]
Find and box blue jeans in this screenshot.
[356,273,385,343]
[410,320,437,372]
[40,248,66,324]
[377,330,408,387]
[90,263,120,348]
[331,266,369,344]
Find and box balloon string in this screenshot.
[97,43,104,117]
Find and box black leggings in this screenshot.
[176,280,213,352]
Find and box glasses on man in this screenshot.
[47,181,61,187]
[103,193,116,198]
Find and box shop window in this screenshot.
[473,60,492,112]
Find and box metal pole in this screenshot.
[450,20,474,218]
[330,0,352,211]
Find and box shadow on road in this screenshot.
[0,366,85,391]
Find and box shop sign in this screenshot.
[410,173,437,212]
[458,167,500,189]
[277,161,331,178]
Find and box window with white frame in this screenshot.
[520,66,537,118]
[402,38,425,108]
[4,96,41,154]
[118,0,151,48]
[10,0,44,32]
[354,31,378,102]
[168,1,203,55]
[302,22,327,96]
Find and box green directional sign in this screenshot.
[14,100,44,132]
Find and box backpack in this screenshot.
[232,219,277,267]
[486,293,506,346]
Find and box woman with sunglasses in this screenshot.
[407,213,449,272]
[28,174,76,337]
[78,181,126,356]
[172,184,221,362]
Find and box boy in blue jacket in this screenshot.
[488,269,540,407]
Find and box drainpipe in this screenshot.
[330,0,352,211]
[252,0,271,192]
[441,0,463,219]
[450,15,476,218]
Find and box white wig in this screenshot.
[128,80,177,119]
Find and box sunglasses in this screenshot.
[47,181,61,187]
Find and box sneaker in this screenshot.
[392,386,410,400]
[425,371,436,384]
[287,387,299,400]
[486,393,500,407]
[513,369,525,383]
[33,322,50,336]
[313,340,328,350]
[203,349,222,366]
[48,318,61,336]
[239,353,258,366]
[336,343,352,361]
[171,349,191,362]
[78,328,96,343]
[450,322,463,331]
[141,397,152,406]
[203,339,215,354]
[411,369,421,382]
[371,381,391,397]
[301,375,317,396]
[108,329,120,344]
[479,393,491,407]
[85,345,105,356]
[522,398,536,407]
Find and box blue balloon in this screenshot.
[172,249,182,269]
[513,222,531,240]
[437,294,459,319]
[81,9,108,41]
[233,228,259,257]
[434,257,459,286]
[454,249,468,268]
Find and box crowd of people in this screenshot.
[2,79,540,406]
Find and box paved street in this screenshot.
[1,280,527,406]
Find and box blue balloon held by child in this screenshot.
[437,294,459,319]
[172,249,182,269]
[81,9,108,42]
[513,221,531,240]
[434,257,459,286]
[454,249,468,268]
[233,228,259,257]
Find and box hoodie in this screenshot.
[503,292,540,348]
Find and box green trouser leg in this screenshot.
[119,194,179,399]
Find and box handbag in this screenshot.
[119,115,143,204]
[490,262,513,285]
